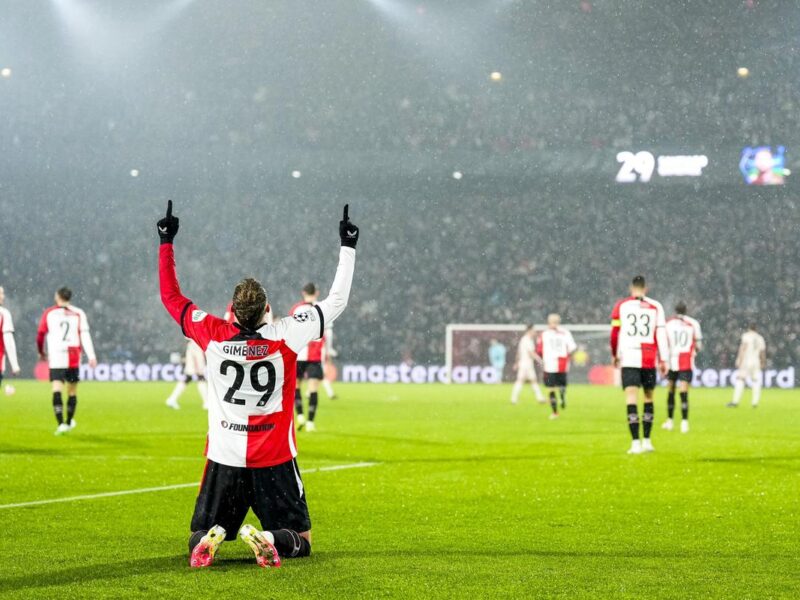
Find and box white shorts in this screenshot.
[184,342,206,377]
[517,363,537,382]
[737,364,762,383]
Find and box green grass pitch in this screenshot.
[0,381,798,599]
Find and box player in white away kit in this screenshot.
[0,286,21,393]
[662,302,702,434]
[165,339,209,410]
[536,314,576,420]
[610,276,668,454]
[511,325,545,404]
[158,201,358,569]
[36,287,97,435]
[727,324,766,408]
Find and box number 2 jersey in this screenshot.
[665,315,702,371]
[36,305,96,369]
[159,243,355,469]
[610,295,668,369]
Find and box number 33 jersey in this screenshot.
[610,296,668,369]
[183,306,324,468]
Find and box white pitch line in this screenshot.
[0,461,379,510]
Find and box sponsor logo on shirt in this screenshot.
[220,420,275,432]
[191,310,208,322]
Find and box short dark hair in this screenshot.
[748,322,757,331]
[675,302,687,315]
[526,324,535,331]
[631,275,646,288]
[56,287,72,302]
[232,278,267,330]
[302,283,317,296]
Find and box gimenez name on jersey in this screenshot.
[220,341,277,359]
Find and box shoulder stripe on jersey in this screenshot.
[178,301,192,338]
[314,304,324,339]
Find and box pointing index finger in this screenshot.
[167,200,173,219]
[343,204,349,222]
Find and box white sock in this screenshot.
[167,380,187,404]
[322,379,335,397]
[751,380,762,406]
[732,379,745,405]
[511,381,522,403]
[531,383,544,402]
[197,380,208,406]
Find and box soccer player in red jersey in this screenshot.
[536,313,577,419]
[37,287,97,435]
[610,276,668,454]
[0,286,21,392]
[662,302,702,434]
[291,283,326,432]
[157,201,358,568]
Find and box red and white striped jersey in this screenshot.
[536,327,577,374]
[0,306,20,374]
[610,296,668,369]
[160,244,355,469]
[665,315,702,371]
[36,305,96,369]
[291,302,325,362]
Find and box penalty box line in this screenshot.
[0,462,379,510]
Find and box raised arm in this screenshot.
[157,200,192,324]
[279,206,359,354]
[316,204,358,326]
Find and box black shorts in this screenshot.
[296,361,323,380]
[49,368,80,383]
[668,369,693,383]
[543,372,567,388]
[621,367,657,391]
[191,458,311,539]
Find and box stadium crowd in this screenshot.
[2,182,797,373]
[2,2,798,375]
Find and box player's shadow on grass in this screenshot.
[0,555,301,591]
[0,556,186,592]
[0,446,57,456]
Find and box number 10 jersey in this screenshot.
[610,295,668,369]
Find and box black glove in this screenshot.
[339,204,359,249]
[157,200,179,244]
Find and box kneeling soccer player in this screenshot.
[157,201,358,568]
